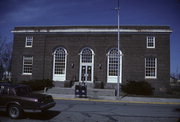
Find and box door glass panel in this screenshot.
[81,65,92,81]
[81,66,86,81]
[87,66,91,81]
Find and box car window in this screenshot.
[15,86,31,96]
[8,89,15,96]
[0,87,8,95]
[0,87,15,96]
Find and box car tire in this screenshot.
[8,105,23,119]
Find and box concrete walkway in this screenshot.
[40,87,180,105]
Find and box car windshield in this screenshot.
[15,86,32,96]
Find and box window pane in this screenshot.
[81,48,92,63]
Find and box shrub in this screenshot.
[21,79,54,91]
[121,81,153,95]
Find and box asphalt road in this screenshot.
[0,99,180,122]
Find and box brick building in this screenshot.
[11,25,172,92]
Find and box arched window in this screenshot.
[81,48,93,63]
[79,47,94,82]
[107,48,122,83]
[53,47,67,81]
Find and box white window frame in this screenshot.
[145,57,157,79]
[25,36,33,47]
[22,56,33,75]
[146,36,155,48]
[52,47,67,81]
[107,48,122,83]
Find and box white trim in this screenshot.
[107,48,122,83]
[22,73,32,75]
[52,52,56,80]
[12,28,172,33]
[79,47,94,82]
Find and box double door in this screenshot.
[81,65,92,82]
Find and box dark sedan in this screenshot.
[0,82,56,119]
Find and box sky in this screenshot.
[0,0,180,74]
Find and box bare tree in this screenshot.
[0,62,3,80]
[170,67,180,82]
[0,36,13,80]
[177,73,180,80]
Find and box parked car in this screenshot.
[0,82,56,119]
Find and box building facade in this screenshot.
[11,26,172,92]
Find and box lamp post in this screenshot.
[115,0,120,98]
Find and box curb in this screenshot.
[53,96,180,105]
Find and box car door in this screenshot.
[0,86,8,108]
[0,86,3,107]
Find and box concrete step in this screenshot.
[47,87,115,97]
[47,87,74,94]
[87,88,115,96]
[72,82,94,89]
[53,82,64,88]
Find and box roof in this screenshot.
[12,25,172,33]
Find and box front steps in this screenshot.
[49,81,116,97]
[47,87,115,97]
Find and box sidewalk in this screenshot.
[45,92,180,105]
[41,87,180,105]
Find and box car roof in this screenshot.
[0,82,11,87]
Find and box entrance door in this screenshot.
[79,47,94,82]
[81,65,92,81]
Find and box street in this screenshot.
[0,99,180,122]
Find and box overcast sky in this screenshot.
[0,0,179,74]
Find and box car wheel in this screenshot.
[8,105,22,119]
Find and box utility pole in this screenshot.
[115,0,120,98]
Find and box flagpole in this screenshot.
[116,0,120,98]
